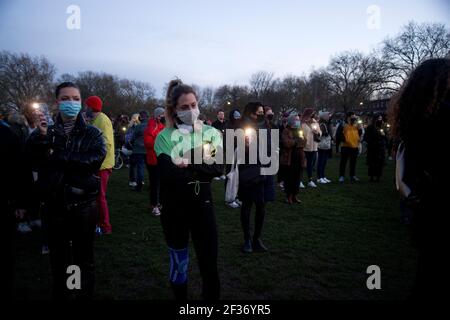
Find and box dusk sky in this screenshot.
[1,0,449,97]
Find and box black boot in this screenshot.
[242,240,252,253]
[171,282,188,301]
[253,238,268,252]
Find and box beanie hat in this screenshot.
[154,107,165,118]
[85,96,103,112]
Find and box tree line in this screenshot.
[1,21,449,119]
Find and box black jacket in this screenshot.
[27,114,106,205]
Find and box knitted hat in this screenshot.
[85,96,103,112]
[154,107,165,118]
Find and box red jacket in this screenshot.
[144,118,165,165]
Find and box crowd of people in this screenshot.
[2,57,448,301]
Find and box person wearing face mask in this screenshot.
[225,109,242,209]
[238,102,274,253]
[280,113,306,204]
[154,79,223,301]
[26,82,106,299]
[264,106,275,128]
[212,110,227,181]
[144,107,165,216]
[84,96,114,235]
[363,114,387,182]
[338,112,362,183]
[301,108,322,188]
[130,110,149,191]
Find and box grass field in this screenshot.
[14,155,417,300]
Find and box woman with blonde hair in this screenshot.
[126,113,141,188]
[154,79,223,301]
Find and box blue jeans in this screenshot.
[130,154,146,185]
[317,149,329,179]
[304,151,317,180]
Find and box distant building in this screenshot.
[354,98,391,115]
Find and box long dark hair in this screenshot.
[164,79,198,127]
[389,58,450,143]
[243,102,263,119]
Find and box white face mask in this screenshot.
[177,108,200,125]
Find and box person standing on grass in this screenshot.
[317,111,332,184]
[27,82,106,300]
[155,79,223,301]
[84,96,114,235]
[280,113,305,204]
[364,114,387,182]
[130,110,149,191]
[126,113,140,188]
[301,108,322,188]
[0,119,31,299]
[212,110,227,181]
[390,58,450,300]
[277,112,290,190]
[238,102,271,253]
[338,112,362,183]
[225,109,243,209]
[144,106,165,216]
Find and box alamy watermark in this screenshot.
[168,124,279,176]
[366,5,381,30]
[66,5,81,30]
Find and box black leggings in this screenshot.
[160,185,220,301]
[46,201,98,300]
[146,164,160,206]
[240,200,266,242]
[339,147,359,177]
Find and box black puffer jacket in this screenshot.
[27,114,106,206]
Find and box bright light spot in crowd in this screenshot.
[245,128,255,136]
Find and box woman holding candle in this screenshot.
[301,108,322,188]
[280,113,306,204]
[154,79,223,301]
[363,114,387,182]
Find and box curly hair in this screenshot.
[388,58,450,143]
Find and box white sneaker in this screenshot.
[213,177,221,181]
[227,201,240,209]
[17,222,32,234]
[299,182,306,189]
[30,219,42,229]
[317,178,327,184]
[129,182,137,187]
[339,176,345,183]
[220,175,226,180]
[324,178,332,183]
[235,199,242,206]
[152,207,161,216]
[41,245,50,255]
[308,181,317,188]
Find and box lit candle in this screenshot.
[245,128,255,136]
[122,127,127,132]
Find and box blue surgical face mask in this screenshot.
[59,101,81,118]
[292,120,301,129]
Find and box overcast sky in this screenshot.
[1,0,449,97]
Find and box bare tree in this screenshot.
[249,71,275,100]
[381,21,450,90]
[323,51,385,113]
[0,51,55,112]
